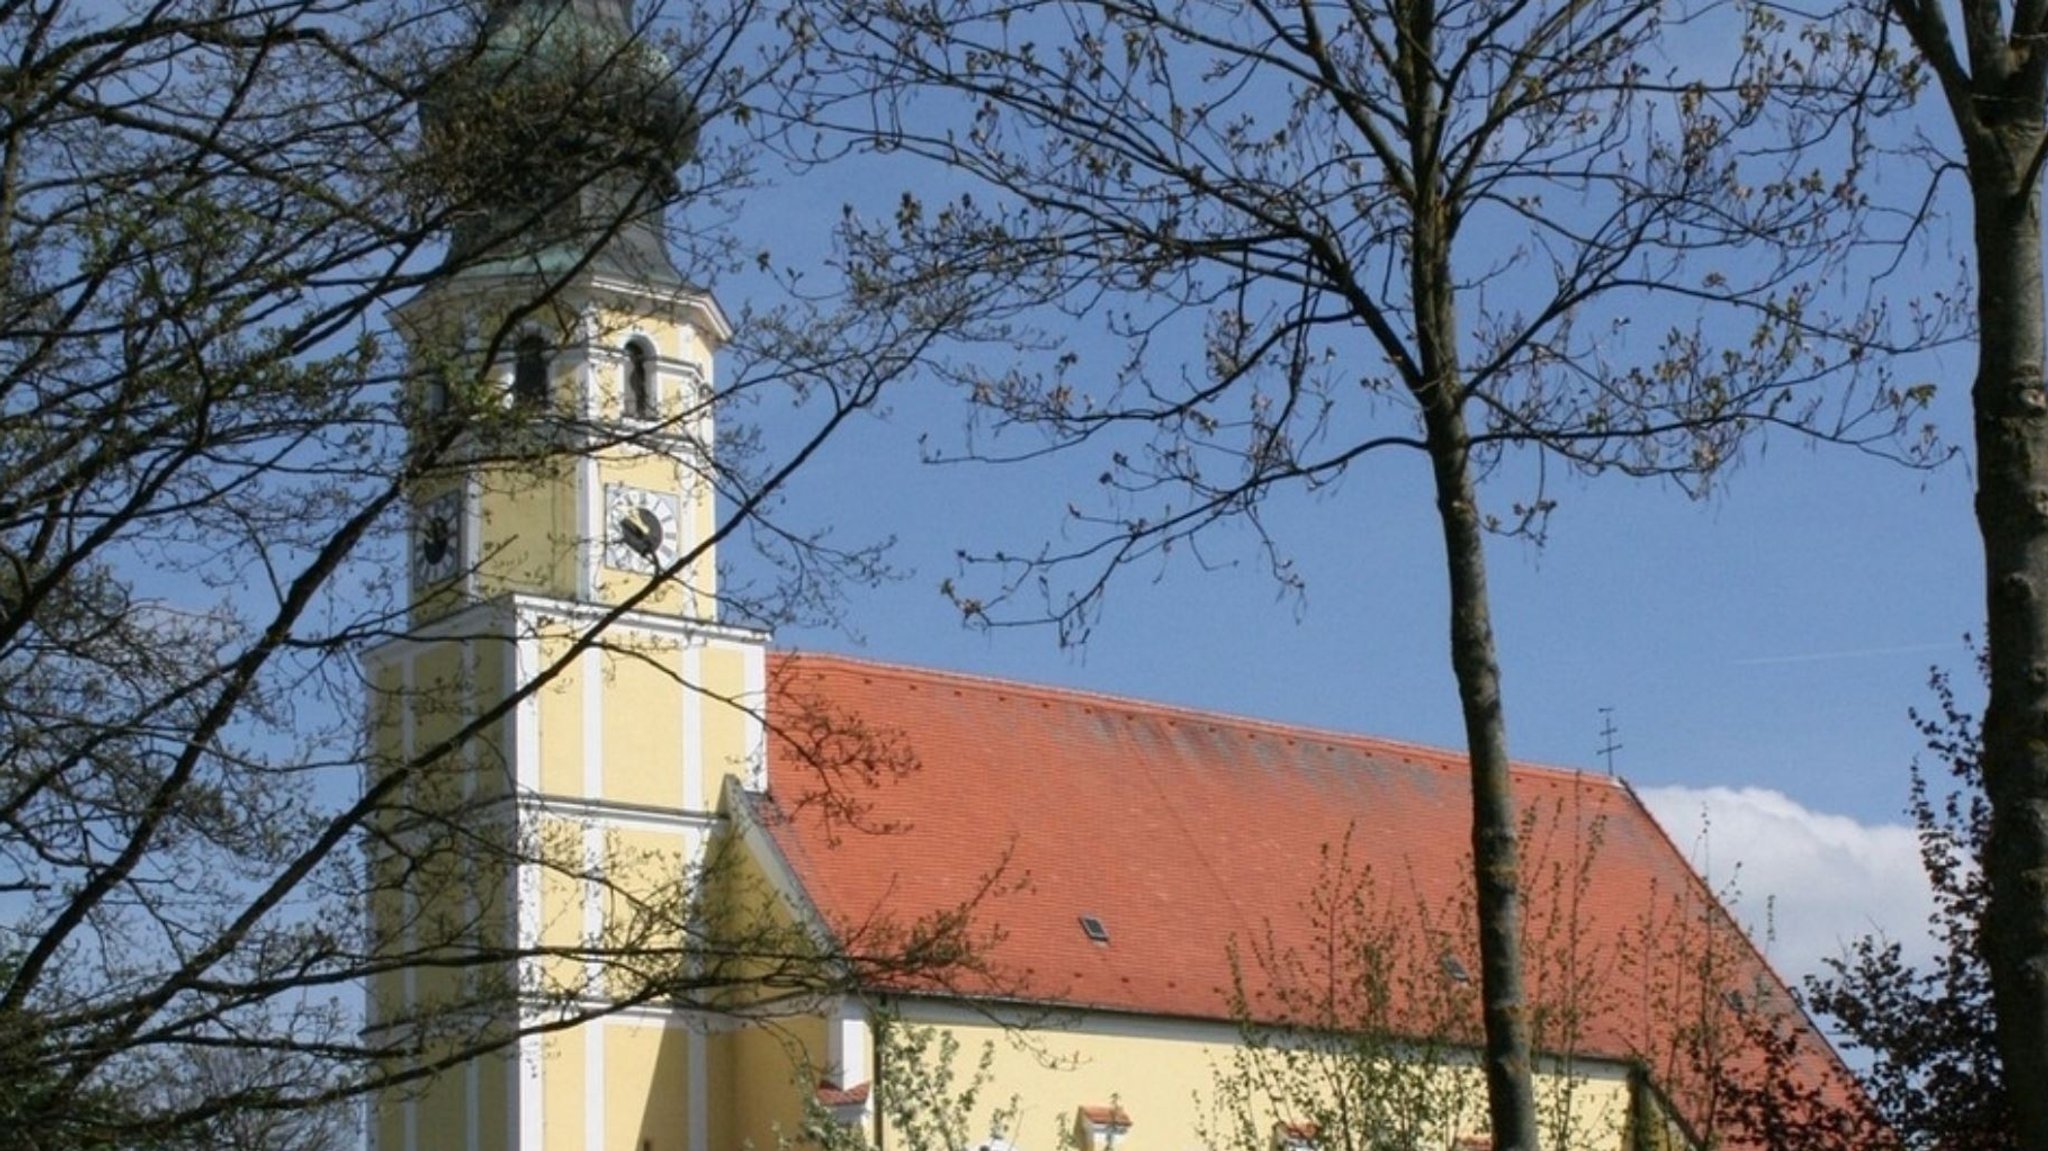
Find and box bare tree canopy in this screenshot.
[0,0,978,1146]
[782,0,1941,1143]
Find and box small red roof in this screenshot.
[752,653,1868,1144]
[815,1081,871,1108]
[1077,1104,1132,1129]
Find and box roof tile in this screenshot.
[757,653,1867,1145]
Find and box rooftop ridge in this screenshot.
[771,648,1622,790]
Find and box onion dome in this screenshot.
[421,0,699,283]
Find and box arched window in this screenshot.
[513,334,549,407]
[625,339,654,420]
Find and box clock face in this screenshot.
[413,490,463,586]
[604,484,681,573]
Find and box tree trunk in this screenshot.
[1968,130,2048,1151]
[1410,184,1540,1148]
[1421,404,1541,1151]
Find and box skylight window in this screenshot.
[1078,914,1110,944]
[1439,952,1471,983]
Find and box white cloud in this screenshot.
[1636,785,1938,988]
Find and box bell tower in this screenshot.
[363,3,767,1150]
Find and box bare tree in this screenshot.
[0,0,981,1146]
[784,0,1936,1145]
[1203,820,1884,1151]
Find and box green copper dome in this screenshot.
[423,0,698,282]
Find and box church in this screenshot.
[363,1,1864,1149]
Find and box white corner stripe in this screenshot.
[584,824,605,993]
[463,472,483,602]
[519,1028,544,1151]
[507,1036,520,1151]
[513,628,541,794]
[689,1027,709,1151]
[579,454,600,601]
[743,643,766,791]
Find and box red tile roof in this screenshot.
[1077,1104,1132,1129]
[815,1081,871,1108]
[751,653,1869,1144]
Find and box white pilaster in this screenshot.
[689,1025,710,1151]
[741,641,767,791]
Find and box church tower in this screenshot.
[362,3,767,1148]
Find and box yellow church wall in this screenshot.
[476,454,582,603]
[585,300,715,369]
[1531,1060,1635,1150]
[469,633,514,805]
[689,495,716,601]
[534,812,590,994]
[410,642,471,815]
[731,1006,1641,1151]
[364,634,511,1035]
[599,446,688,493]
[410,642,466,739]
[599,824,698,1001]
[407,640,486,1020]
[603,825,694,945]
[728,1013,828,1149]
[686,826,846,1147]
[707,1028,741,1151]
[416,1059,469,1144]
[602,1017,697,1151]
[950,1016,1628,1151]
[700,643,755,795]
[479,1048,512,1151]
[365,658,405,767]
[389,1014,523,1151]
[602,637,688,809]
[373,1093,405,1151]
[363,872,407,1030]
[537,628,587,797]
[364,658,408,1028]
[545,1027,590,1150]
